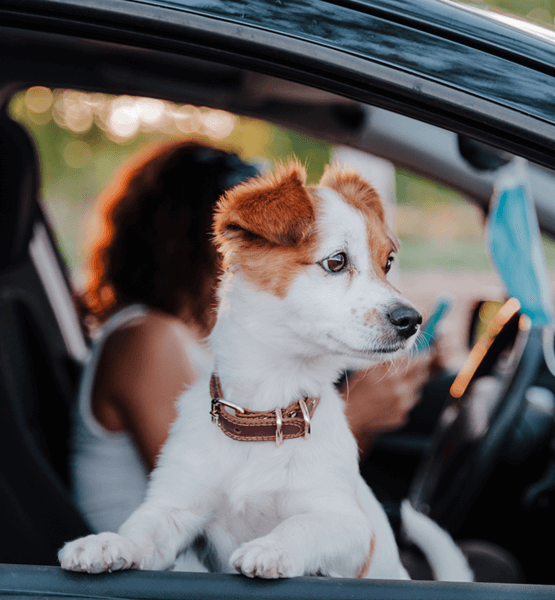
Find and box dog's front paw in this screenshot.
[58,532,140,573]
[230,538,303,579]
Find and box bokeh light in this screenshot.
[201,109,237,140]
[173,105,201,134]
[107,96,141,141]
[25,86,53,113]
[52,91,91,133]
[37,89,239,143]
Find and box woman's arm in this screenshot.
[92,312,201,470]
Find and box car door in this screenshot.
[1,0,555,597]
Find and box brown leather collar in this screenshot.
[210,373,320,446]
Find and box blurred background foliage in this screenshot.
[9,71,555,287]
[456,0,555,29]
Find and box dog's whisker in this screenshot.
[344,373,350,402]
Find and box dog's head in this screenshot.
[213,162,421,363]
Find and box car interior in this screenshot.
[0,109,91,565]
[2,16,555,595]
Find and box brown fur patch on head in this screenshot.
[215,162,313,248]
[320,165,397,284]
[213,162,319,297]
[320,165,385,221]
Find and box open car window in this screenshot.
[6,78,555,588]
[8,88,500,370]
[14,86,555,374]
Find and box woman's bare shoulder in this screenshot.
[100,310,202,390]
[108,310,198,350]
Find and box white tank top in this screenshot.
[71,304,151,534]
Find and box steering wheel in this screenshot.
[409,300,545,532]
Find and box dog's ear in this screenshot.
[214,162,314,249]
[388,231,400,253]
[319,164,386,222]
[319,165,400,255]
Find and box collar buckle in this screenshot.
[299,397,311,439]
[211,397,245,424]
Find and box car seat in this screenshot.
[0,107,91,565]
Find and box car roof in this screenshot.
[3,0,555,138]
[3,0,555,234]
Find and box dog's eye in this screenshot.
[322,252,347,273]
[384,255,394,274]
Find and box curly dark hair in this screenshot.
[84,140,258,333]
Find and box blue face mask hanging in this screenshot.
[487,158,554,327]
[486,157,555,374]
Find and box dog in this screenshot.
[59,162,472,581]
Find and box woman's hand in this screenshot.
[343,349,441,455]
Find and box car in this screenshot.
[1,0,555,597]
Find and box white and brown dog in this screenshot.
[59,163,472,581]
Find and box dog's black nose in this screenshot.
[387,305,422,339]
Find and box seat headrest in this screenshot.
[0,108,39,270]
